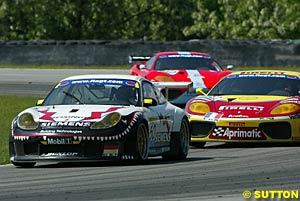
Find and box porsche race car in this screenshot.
[9,75,190,167]
[186,70,300,147]
[129,51,233,100]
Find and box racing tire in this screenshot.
[190,141,206,148]
[162,118,190,161]
[134,123,149,161]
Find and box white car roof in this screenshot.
[61,74,145,82]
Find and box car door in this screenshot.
[142,81,173,150]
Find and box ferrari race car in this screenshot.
[9,75,190,167]
[186,70,300,147]
[129,51,233,100]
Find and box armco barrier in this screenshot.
[0,39,300,67]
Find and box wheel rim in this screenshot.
[137,124,148,159]
[180,121,189,154]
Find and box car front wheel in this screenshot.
[162,118,190,160]
[135,123,149,161]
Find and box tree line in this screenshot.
[0,0,299,41]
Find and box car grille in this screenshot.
[24,141,103,158]
[190,121,214,137]
[259,122,291,139]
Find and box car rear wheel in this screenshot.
[162,118,190,160]
[135,123,149,161]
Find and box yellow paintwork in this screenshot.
[189,70,300,143]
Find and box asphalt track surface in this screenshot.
[1,69,300,201]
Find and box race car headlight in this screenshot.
[17,113,39,130]
[271,103,300,115]
[189,102,210,114]
[154,75,174,82]
[90,112,121,129]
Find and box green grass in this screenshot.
[0,95,38,165]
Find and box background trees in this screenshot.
[0,0,299,40]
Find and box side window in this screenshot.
[142,82,166,105]
[154,86,167,104]
[142,82,158,102]
[145,56,155,69]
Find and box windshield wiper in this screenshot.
[63,91,84,104]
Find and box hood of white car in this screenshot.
[19,105,142,122]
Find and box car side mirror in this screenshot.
[226,65,234,70]
[195,88,208,95]
[36,99,44,106]
[143,98,158,107]
[139,64,147,69]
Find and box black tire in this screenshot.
[11,161,36,168]
[162,118,190,160]
[190,141,206,148]
[134,123,149,161]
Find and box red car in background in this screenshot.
[129,51,233,100]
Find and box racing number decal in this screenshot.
[149,122,157,138]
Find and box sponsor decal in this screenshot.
[211,127,266,140]
[290,114,300,119]
[228,122,245,127]
[219,105,264,112]
[204,112,223,121]
[158,113,171,133]
[159,54,211,59]
[56,130,82,134]
[40,130,56,133]
[41,152,79,157]
[228,114,249,118]
[103,145,119,157]
[71,79,123,85]
[125,81,136,86]
[40,129,82,134]
[40,138,81,145]
[238,74,286,78]
[240,71,285,75]
[281,98,300,104]
[41,121,91,127]
[149,132,170,143]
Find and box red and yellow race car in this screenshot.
[186,70,300,147]
[129,51,233,99]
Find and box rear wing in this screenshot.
[128,55,151,64]
[153,82,193,99]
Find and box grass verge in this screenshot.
[0,95,38,165]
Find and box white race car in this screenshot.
[9,74,190,167]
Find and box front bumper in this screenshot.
[9,134,136,163]
[189,115,300,143]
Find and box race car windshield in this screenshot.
[42,79,141,106]
[154,56,223,71]
[209,76,300,96]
